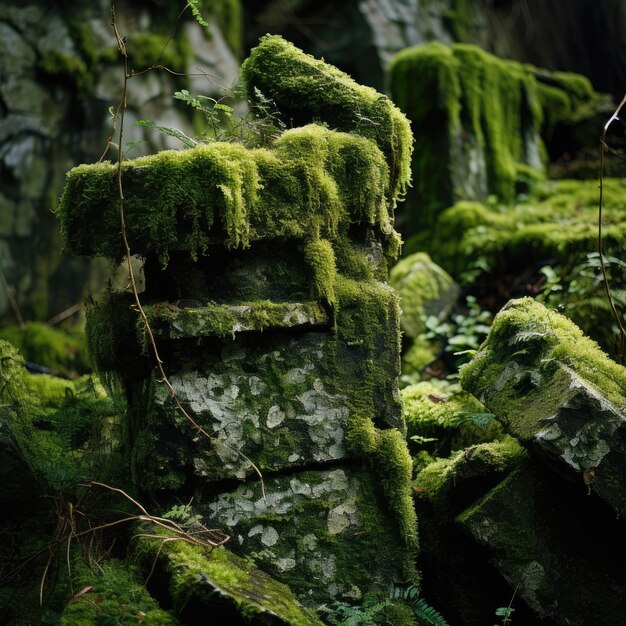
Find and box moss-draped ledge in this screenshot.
[241,35,413,204]
[57,124,394,265]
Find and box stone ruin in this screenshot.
[57,35,417,608]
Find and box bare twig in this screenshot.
[0,268,26,330]
[598,93,626,361]
[47,303,82,326]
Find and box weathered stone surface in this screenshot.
[461,298,626,516]
[201,467,407,605]
[390,252,459,338]
[136,539,323,625]
[457,461,626,625]
[142,332,349,482]
[0,2,242,321]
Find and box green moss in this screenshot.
[414,436,525,517]
[461,297,626,414]
[390,252,459,338]
[402,381,503,455]
[304,239,337,303]
[58,125,393,265]
[39,51,93,98]
[413,177,626,279]
[0,322,90,378]
[134,536,324,625]
[390,42,543,228]
[401,336,439,378]
[242,35,413,204]
[60,560,178,624]
[128,31,192,73]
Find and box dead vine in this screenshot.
[598,93,626,362]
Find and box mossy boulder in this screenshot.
[390,252,459,339]
[461,297,626,515]
[457,461,626,625]
[389,41,609,232]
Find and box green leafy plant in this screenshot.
[421,295,492,369]
[318,586,449,626]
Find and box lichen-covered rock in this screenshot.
[457,461,626,625]
[134,538,323,625]
[200,467,410,605]
[390,252,459,339]
[461,297,626,515]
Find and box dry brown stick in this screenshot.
[0,268,26,330]
[598,92,626,361]
[47,302,82,326]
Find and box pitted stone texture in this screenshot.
[202,467,405,604]
[144,333,350,483]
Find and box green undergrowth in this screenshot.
[0,340,126,493]
[242,35,413,204]
[407,177,626,280]
[60,558,179,625]
[461,297,626,414]
[0,322,90,378]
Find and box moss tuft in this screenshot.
[242,35,413,204]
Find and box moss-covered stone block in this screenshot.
[390,252,459,339]
[200,467,411,605]
[389,42,611,233]
[58,124,394,265]
[461,297,626,515]
[389,42,544,230]
[457,461,626,624]
[241,35,413,204]
[134,538,323,625]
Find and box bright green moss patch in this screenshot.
[461,297,626,413]
[60,560,179,625]
[402,381,503,458]
[242,35,413,203]
[0,322,90,378]
[134,536,324,625]
[409,177,626,279]
[414,436,525,517]
[58,125,392,264]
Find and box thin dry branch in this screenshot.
[598,92,626,361]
